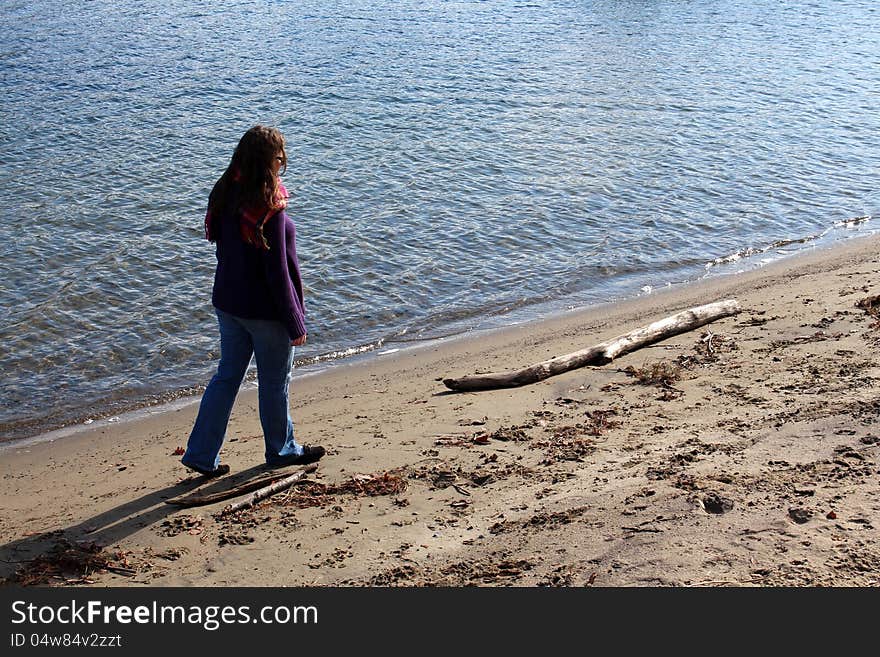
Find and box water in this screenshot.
[1,0,878,443]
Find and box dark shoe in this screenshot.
[267,445,325,468]
[182,462,230,478]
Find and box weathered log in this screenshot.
[443,299,741,392]
[220,465,317,515]
[165,464,317,508]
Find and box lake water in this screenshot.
[1,0,878,443]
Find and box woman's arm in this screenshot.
[262,211,307,341]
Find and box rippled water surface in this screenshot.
[1,0,878,441]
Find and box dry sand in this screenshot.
[2,235,879,587]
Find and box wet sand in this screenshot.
[2,234,879,587]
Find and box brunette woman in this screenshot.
[182,125,324,476]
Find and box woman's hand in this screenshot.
[291,334,307,347]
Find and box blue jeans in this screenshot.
[182,309,304,470]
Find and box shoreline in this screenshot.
[2,233,879,586]
[5,224,874,451]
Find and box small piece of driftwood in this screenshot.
[443,299,741,392]
[166,464,317,508]
[220,465,317,515]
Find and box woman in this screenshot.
[181,125,325,477]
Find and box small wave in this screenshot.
[705,215,872,269]
[295,339,387,367]
[706,236,818,267]
[833,215,871,229]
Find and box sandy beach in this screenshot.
[2,234,878,587]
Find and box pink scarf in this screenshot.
[205,180,289,248]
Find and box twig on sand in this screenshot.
[692,578,762,587]
[105,565,137,577]
[166,465,317,508]
[220,466,317,516]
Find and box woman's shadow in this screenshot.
[0,464,271,583]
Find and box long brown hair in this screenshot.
[206,125,288,249]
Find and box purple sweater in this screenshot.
[210,203,307,341]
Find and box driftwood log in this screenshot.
[220,465,317,515]
[443,299,741,392]
[165,464,317,508]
